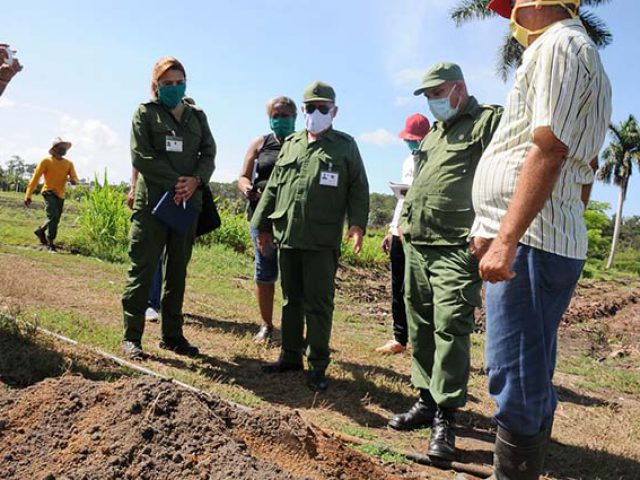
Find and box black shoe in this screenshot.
[492,426,550,480]
[261,356,303,374]
[427,408,457,461]
[160,336,199,357]
[307,370,329,391]
[34,227,47,245]
[123,340,149,360]
[389,396,437,431]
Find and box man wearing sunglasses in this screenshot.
[251,81,369,392]
[391,62,503,462]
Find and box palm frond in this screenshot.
[450,0,495,26]
[581,0,612,7]
[497,34,524,81]
[580,10,613,48]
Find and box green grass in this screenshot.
[558,354,640,395]
[351,442,407,464]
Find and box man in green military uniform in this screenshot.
[251,81,369,391]
[122,57,216,360]
[389,63,502,460]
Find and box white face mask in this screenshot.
[304,108,334,134]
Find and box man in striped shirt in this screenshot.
[468,0,612,478]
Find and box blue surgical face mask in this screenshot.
[428,84,459,122]
[405,140,420,152]
[158,83,186,109]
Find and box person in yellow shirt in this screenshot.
[24,137,79,252]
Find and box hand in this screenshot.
[381,233,392,255]
[469,237,492,261]
[0,46,23,83]
[345,226,364,255]
[256,231,275,255]
[174,176,199,204]
[478,236,517,283]
[126,189,135,209]
[23,198,31,208]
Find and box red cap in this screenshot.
[487,0,512,19]
[399,113,431,141]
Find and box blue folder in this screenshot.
[152,192,198,235]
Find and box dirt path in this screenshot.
[1,244,640,479]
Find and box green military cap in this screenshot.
[413,62,465,96]
[303,81,336,103]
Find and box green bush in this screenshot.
[197,205,252,253]
[70,173,130,262]
[340,229,388,268]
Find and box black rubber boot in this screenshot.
[427,408,456,461]
[491,426,550,480]
[388,389,437,431]
[261,353,303,374]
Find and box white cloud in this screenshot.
[59,115,120,151]
[0,97,16,109]
[392,67,425,89]
[358,128,402,147]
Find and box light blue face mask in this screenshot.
[428,84,459,122]
[405,140,420,152]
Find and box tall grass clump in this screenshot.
[340,229,387,268]
[72,172,130,262]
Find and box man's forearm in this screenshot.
[497,137,566,244]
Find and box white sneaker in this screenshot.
[145,307,159,322]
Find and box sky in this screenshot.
[1,0,638,216]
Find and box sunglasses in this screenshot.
[305,104,332,115]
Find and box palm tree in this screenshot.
[598,115,640,269]
[450,0,613,80]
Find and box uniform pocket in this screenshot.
[421,195,474,241]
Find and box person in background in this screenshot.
[0,43,22,97]
[238,96,297,343]
[251,81,369,391]
[391,62,503,462]
[24,137,79,252]
[464,1,612,478]
[122,56,216,360]
[377,113,430,355]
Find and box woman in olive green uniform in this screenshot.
[122,57,216,360]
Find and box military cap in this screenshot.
[413,62,465,96]
[303,81,336,103]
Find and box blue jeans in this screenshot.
[250,226,278,283]
[148,256,163,311]
[485,244,584,436]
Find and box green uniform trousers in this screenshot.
[279,248,338,372]
[404,242,482,409]
[42,191,64,241]
[122,208,196,342]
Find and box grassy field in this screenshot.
[1,190,640,479]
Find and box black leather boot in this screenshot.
[492,426,550,480]
[261,353,304,374]
[427,407,456,461]
[388,389,437,431]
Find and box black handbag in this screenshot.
[196,185,221,237]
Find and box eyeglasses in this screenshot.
[305,104,332,115]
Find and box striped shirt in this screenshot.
[470,19,612,260]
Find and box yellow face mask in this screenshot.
[510,0,579,48]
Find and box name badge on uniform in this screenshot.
[320,171,339,187]
[166,136,183,152]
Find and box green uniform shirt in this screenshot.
[250,128,369,251]
[130,100,216,211]
[400,96,502,245]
